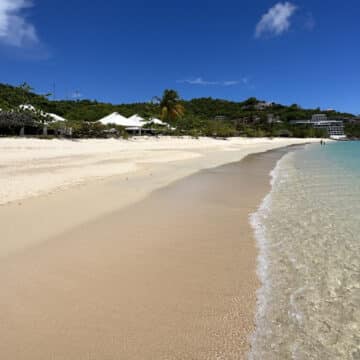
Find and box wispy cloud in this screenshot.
[223,80,239,86]
[255,2,297,38]
[178,78,218,85]
[0,0,39,47]
[177,77,240,86]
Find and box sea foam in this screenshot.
[248,152,294,360]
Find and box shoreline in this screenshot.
[0,138,316,359]
[248,149,294,359]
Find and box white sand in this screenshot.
[0,137,319,206]
[0,136,321,359]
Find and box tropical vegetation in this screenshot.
[158,89,185,121]
[0,82,357,139]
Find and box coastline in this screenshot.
[0,138,317,359]
[248,150,294,359]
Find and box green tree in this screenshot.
[18,82,34,93]
[158,89,185,121]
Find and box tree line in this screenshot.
[0,83,357,139]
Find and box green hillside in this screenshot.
[1,82,354,120]
[0,82,357,138]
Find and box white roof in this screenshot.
[149,118,168,126]
[99,112,127,126]
[19,104,67,122]
[99,113,146,128]
[19,104,36,112]
[128,114,145,125]
[48,113,66,122]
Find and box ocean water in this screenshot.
[250,142,360,360]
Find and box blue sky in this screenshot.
[0,0,359,113]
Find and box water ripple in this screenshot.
[249,142,360,360]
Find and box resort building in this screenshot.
[290,114,346,139]
[313,120,345,138]
[98,113,169,135]
[311,114,328,122]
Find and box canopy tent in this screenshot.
[127,114,146,127]
[99,112,128,126]
[99,113,146,128]
[98,113,174,135]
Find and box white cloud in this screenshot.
[255,2,297,38]
[178,77,218,85]
[223,80,239,86]
[177,77,240,86]
[0,0,38,47]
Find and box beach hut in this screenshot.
[99,112,129,126]
[98,113,149,135]
[126,115,147,135]
[18,105,71,136]
[98,113,145,128]
[127,114,146,126]
[19,105,67,122]
[98,113,171,135]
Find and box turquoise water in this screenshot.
[250,142,360,359]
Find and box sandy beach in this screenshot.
[0,136,318,207]
[0,137,318,359]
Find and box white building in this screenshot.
[98,112,137,127]
[98,113,169,135]
[311,114,328,122]
[290,114,346,139]
[19,104,66,123]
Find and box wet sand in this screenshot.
[0,147,291,359]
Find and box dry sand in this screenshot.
[0,136,318,207]
[0,137,318,359]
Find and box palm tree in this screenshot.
[18,82,34,106]
[157,89,185,121]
